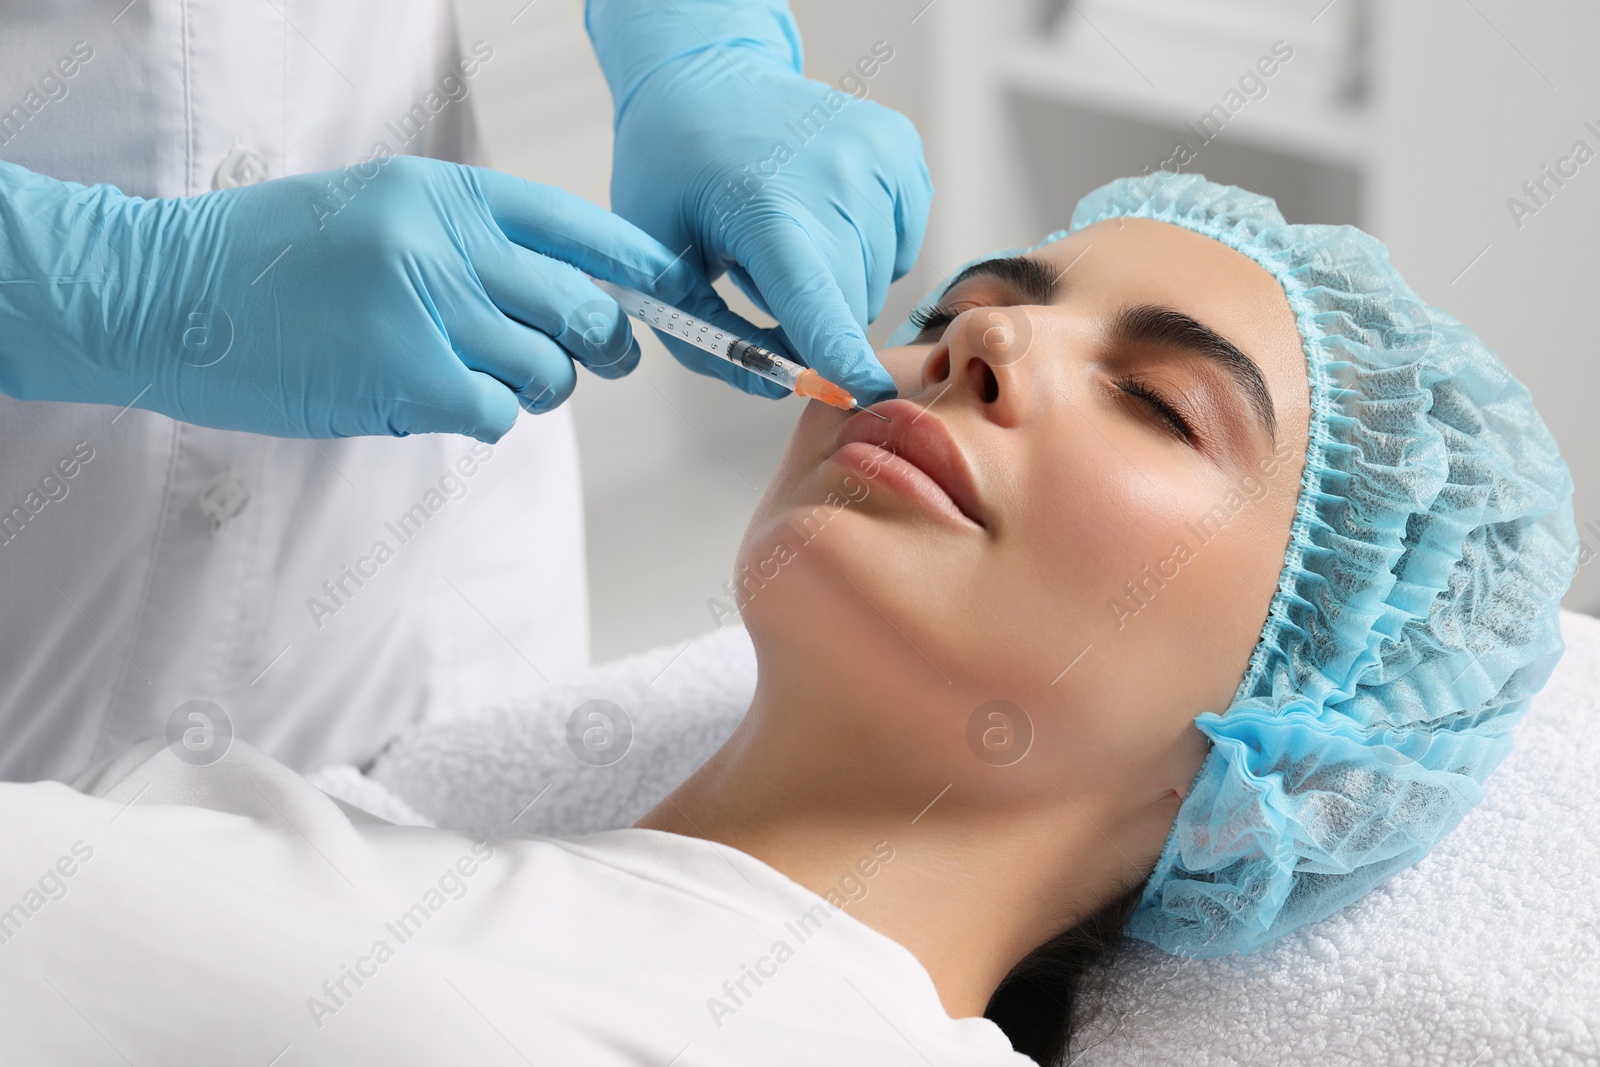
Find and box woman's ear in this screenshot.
[1162,729,1212,803]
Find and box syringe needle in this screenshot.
[857,406,891,421]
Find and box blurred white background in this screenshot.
[456,0,1600,662]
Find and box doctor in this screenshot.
[0,0,931,781]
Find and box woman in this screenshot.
[0,175,1576,1065]
[638,172,1576,1059]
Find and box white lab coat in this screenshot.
[0,1,588,782]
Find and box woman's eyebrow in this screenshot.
[938,255,1061,306]
[1112,304,1278,444]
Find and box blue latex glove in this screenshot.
[0,155,741,441]
[588,0,933,406]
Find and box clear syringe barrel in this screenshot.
[596,281,800,387]
[594,280,861,412]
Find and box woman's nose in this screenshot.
[918,307,1033,426]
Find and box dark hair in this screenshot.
[983,879,1150,1065]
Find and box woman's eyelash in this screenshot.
[1116,376,1194,441]
[908,303,960,334]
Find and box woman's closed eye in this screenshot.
[907,302,966,339]
[1112,375,1195,443]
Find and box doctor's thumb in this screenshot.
[392,371,521,443]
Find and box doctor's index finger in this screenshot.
[467,166,703,298]
[731,219,895,405]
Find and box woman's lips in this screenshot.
[831,398,986,530]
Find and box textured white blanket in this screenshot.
[309,610,1600,1066]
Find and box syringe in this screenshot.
[594,280,889,420]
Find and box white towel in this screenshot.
[350,624,758,836]
[310,611,1600,1066]
[304,761,437,827]
[1071,608,1600,1067]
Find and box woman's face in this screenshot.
[736,217,1310,830]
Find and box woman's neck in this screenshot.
[633,690,1161,1020]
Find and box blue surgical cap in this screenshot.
[893,174,1580,958]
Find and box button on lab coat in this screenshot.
[0,1,588,781]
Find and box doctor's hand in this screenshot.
[0,155,737,441]
[589,0,933,406]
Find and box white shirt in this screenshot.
[0,738,1033,1065]
[0,1,588,781]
